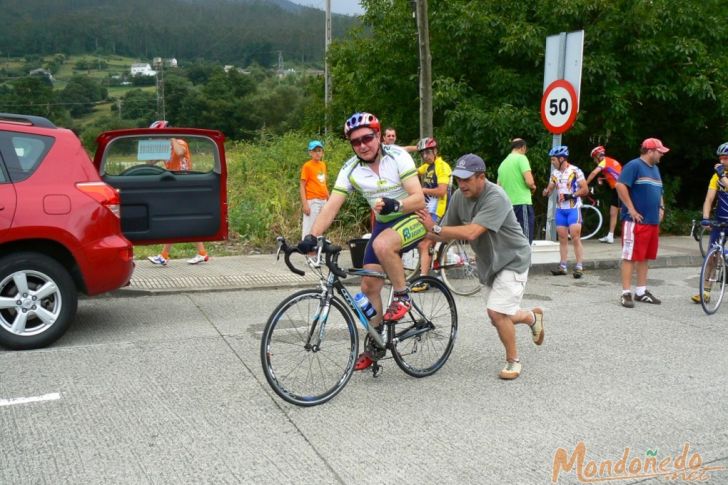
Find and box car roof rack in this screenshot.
[0,112,56,128]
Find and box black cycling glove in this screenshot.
[297,234,318,253]
[562,193,576,201]
[380,197,401,215]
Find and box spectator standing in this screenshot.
[417,154,544,381]
[585,146,622,244]
[497,138,537,243]
[615,138,668,308]
[541,146,588,278]
[383,127,398,145]
[411,137,452,292]
[300,140,329,238]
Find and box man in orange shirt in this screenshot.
[585,145,623,244]
[300,140,329,238]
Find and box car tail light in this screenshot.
[76,182,121,218]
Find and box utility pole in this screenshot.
[153,57,165,121]
[415,0,433,138]
[324,0,332,132]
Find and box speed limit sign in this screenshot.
[540,80,579,134]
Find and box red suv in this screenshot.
[0,113,227,350]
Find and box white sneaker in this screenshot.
[599,235,614,244]
[187,254,209,265]
[498,360,522,380]
[147,254,167,266]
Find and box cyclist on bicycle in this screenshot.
[692,141,728,303]
[585,146,622,244]
[298,112,426,370]
[542,146,588,278]
[411,137,452,292]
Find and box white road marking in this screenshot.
[0,392,61,407]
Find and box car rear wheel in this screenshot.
[0,252,77,350]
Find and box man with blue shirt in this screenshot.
[615,138,668,308]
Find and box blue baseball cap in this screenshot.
[451,154,486,179]
[308,140,324,151]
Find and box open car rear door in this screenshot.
[94,127,228,244]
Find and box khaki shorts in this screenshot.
[482,269,528,315]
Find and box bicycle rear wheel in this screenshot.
[580,204,603,240]
[260,289,358,406]
[696,225,708,258]
[439,240,481,296]
[390,276,457,377]
[700,247,726,315]
[402,247,420,281]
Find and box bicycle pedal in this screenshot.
[372,363,383,378]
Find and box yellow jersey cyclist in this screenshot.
[412,136,452,292]
[692,142,728,303]
[297,112,426,371]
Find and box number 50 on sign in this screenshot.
[540,80,579,134]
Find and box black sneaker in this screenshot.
[573,268,583,279]
[635,290,661,304]
[551,267,567,276]
[620,293,634,308]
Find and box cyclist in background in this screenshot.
[412,137,452,292]
[542,146,588,278]
[692,142,728,303]
[298,112,426,371]
[585,146,622,244]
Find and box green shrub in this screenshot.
[226,133,371,250]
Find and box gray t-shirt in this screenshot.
[443,181,531,286]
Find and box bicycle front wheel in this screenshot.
[390,276,457,377]
[439,240,481,296]
[260,289,358,406]
[700,247,726,315]
[580,204,603,240]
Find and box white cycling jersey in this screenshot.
[332,145,418,222]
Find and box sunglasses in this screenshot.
[350,132,377,148]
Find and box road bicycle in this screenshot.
[401,239,481,296]
[698,221,728,314]
[691,219,708,258]
[579,191,603,240]
[260,237,458,406]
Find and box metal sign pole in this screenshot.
[543,31,584,242]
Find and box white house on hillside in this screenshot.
[130,63,157,77]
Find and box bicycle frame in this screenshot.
[285,242,435,352]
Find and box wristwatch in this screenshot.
[432,224,442,235]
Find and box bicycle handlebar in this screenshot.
[275,236,347,279]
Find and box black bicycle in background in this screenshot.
[691,219,709,258]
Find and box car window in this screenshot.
[0,132,53,182]
[102,135,218,176]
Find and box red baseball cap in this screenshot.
[641,138,670,153]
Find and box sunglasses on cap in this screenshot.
[350,132,377,148]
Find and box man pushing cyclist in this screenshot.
[297,112,426,371]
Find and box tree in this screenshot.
[61,75,107,117]
[329,0,728,208]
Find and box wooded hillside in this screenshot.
[0,0,357,67]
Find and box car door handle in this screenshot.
[160,173,175,181]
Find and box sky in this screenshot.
[289,0,363,16]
